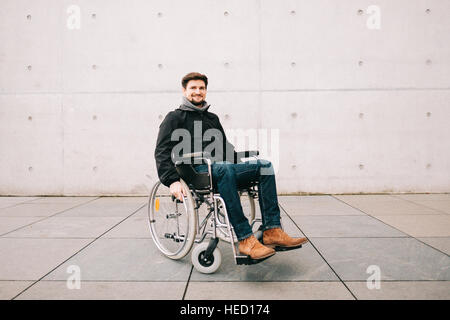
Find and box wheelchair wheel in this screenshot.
[148,179,197,260]
[216,191,256,243]
[191,242,222,274]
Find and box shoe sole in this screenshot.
[266,239,308,252]
[236,251,276,265]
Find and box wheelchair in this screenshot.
[148,150,281,274]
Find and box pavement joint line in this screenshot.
[0,197,46,210]
[10,202,147,300]
[0,197,102,237]
[182,266,194,300]
[278,202,358,300]
[331,196,450,258]
[389,194,450,215]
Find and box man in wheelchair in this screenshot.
[154,72,308,262]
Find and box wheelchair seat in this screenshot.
[174,151,260,192]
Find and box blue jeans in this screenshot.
[194,159,282,241]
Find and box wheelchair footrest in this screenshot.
[235,254,274,265]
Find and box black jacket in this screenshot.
[155,107,236,187]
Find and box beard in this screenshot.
[189,96,204,106]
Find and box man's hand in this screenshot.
[169,181,186,202]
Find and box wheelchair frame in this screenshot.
[148,151,277,274]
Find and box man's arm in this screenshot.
[154,112,181,187]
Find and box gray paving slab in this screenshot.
[0,217,43,235]
[131,205,147,216]
[190,241,338,282]
[291,215,408,238]
[15,281,186,300]
[185,281,355,300]
[345,281,450,300]
[278,196,364,216]
[334,195,441,216]
[0,281,34,300]
[44,238,192,281]
[417,237,450,255]
[0,197,40,209]
[30,197,98,205]
[0,197,40,202]
[101,215,151,239]
[393,194,450,202]
[0,238,92,280]
[4,217,124,238]
[397,200,450,214]
[311,237,450,281]
[56,202,145,218]
[89,197,147,205]
[375,214,450,237]
[0,203,88,217]
[334,195,399,202]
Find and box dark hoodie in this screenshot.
[154,97,237,187]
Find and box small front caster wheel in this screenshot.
[191,242,222,274]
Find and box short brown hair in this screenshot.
[181,72,208,89]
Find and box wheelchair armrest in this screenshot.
[182,151,211,159]
[174,151,212,167]
[235,150,259,160]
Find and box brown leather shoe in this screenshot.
[263,228,308,250]
[238,235,276,260]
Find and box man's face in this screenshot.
[183,80,207,106]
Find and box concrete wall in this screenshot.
[0,0,449,195]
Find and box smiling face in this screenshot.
[182,79,207,106]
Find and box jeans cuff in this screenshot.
[262,224,282,231]
[237,231,255,242]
